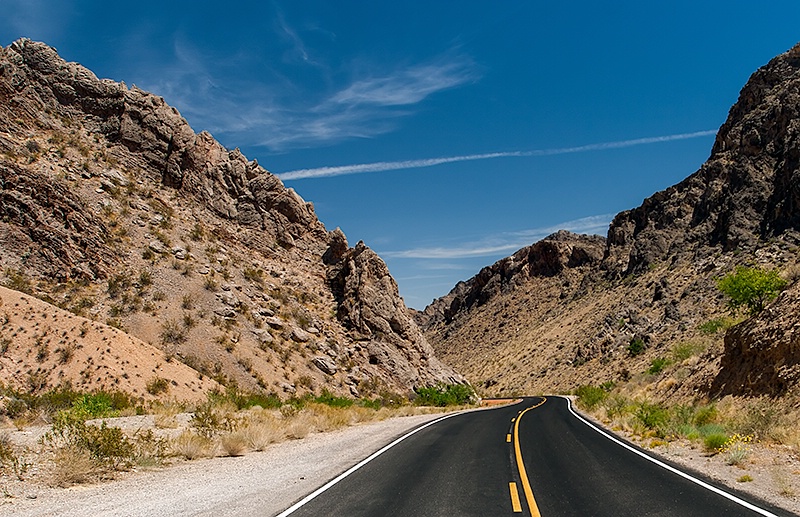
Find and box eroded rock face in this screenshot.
[1,39,326,252]
[328,241,463,387]
[605,44,800,276]
[420,231,606,327]
[0,161,113,280]
[710,283,800,397]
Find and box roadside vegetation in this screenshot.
[574,383,798,465]
[0,382,475,487]
[573,265,797,467]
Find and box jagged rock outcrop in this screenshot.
[327,237,463,387]
[420,231,605,327]
[0,160,114,280]
[0,38,460,397]
[605,44,800,275]
[1,39,326,254]
[710,282,800,397]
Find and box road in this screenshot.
[277,397,791,517]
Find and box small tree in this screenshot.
[717,266,787,317]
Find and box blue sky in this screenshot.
[3,2,800,308]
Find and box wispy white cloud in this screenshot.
[330,60,477,107]
[380,214,613,260]
[136,25,477,151]
[278,130,717,180]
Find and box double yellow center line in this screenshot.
[508,397,546,516]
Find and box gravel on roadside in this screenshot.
[2,413,448,517]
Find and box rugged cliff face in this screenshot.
[606,44,800,276]
[422,43,800,399]
[0,39,460,398]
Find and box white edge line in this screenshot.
[274,411,465,517]
[559,396,781,517]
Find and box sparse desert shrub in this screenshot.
[717,266,787,316]
[284,412,314,439]
[106,272,131,299]
[0,432,30,480]
[634,402,669,435]
[241,422,280,451]
[153,404,180,428]
[189,223,205,241]
[574,384,608,410]
[160,319,186,345]
[733,397,785,441]
[220,431,248,456]
[243,267,264,284]
[697,317,735,336]
[171,431,213,460]
[414,383,475,407]
[191,400,240,438]
[314,389,354,408]
[671,341,707,362]
[42,412,134,472]
[703,432,730,453]
[648,357,670,375]
[722,433,753,465]
[181,294,194,310]
[146,377,170,396]
[51,446,101,486]
[627,336,646,356]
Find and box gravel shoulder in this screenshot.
[1,413,448,517]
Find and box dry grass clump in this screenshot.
[241,421,281,451]
[152,401,183,429]
[284,411,314,440]
[220,431,248,456]
[171,431,214,460]
[50,446,101,486]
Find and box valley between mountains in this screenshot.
[3,37,800,514]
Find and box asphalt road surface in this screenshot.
[277,397,791,516]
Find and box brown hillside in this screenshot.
[422,42,800,400]
[0,38,461,400]
[0,286,218,400]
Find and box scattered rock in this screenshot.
[311,356,337,376]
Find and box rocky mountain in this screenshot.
[0,38,461,400]
[421,42,800,400]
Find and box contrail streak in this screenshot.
[276,129,717,180]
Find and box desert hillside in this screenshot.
[421,42,800,401]
[0,38,461,402]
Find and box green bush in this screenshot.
[414,383,474,407]
[43,412,134,470]
[627,337,646,356]
[635,402,669,434]
[697,317,735,335]
[717,266,787,316]
[648,357,670,375]
[703,432,729,453]
[574,385,608,410]
[314,389,354,408]
[670,341,706,362]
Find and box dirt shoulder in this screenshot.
[2,412,448,517]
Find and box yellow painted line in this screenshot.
[506,433,512,443]
[514,397,546,517]
[509,482,523,513]
[511,417,515,422]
